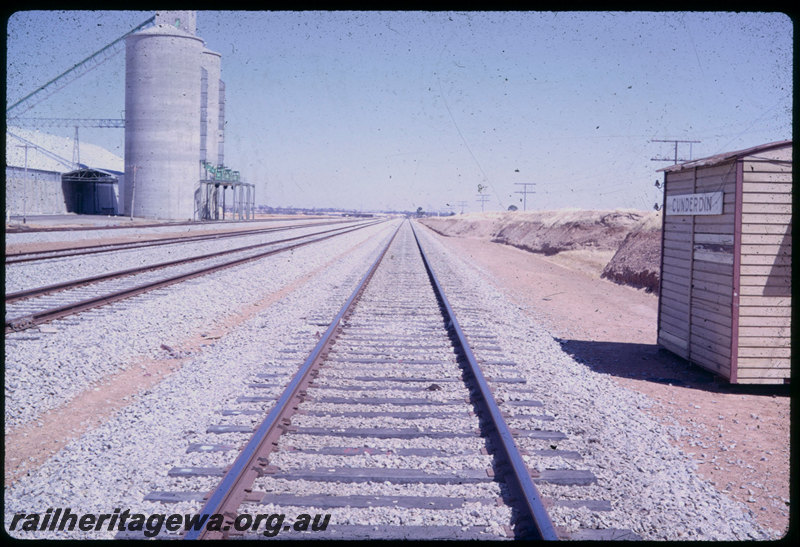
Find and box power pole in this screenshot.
[72,125,80,169]
[476,194,490,212]
[650,139,701,165]
[15,144,33,223]
[513,182,536,211]
[455,200,468,214]
[129,166,138,220]
[650,139,700,210]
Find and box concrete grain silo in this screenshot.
[124,23,204,220]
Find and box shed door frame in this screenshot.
[729,159,744,383]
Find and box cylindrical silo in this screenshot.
[200,48,221,170]
[124,24,204,220]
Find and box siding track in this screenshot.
[5,219,357,264]
[5,220,383,333]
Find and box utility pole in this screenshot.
[513,182,536,211]
[476,194,490,212]
[72,126,80,168]
[650,139,701,165]
[455,200,468,215]
[650,139,699,210]
[15,144,33,223]
[129,166,137,220]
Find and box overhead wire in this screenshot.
[434,45,505,211]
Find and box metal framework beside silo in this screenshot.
[197,181,255,221]
[196,161,254,220]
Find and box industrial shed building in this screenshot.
[6,127,125,216]
[657,140,792,384]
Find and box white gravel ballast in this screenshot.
[4,218,770,540]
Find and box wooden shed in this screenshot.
[657,140,792,384]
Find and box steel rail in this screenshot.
[5,219,357,264]
[5,220,386,333]
[6,221,380,304]
[4,216,371,234]
[409,220,559,541]
[184,221,402,540]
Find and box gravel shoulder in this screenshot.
[420,227,790,538]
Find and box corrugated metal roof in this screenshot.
[6,126,124,173]
[658,139,792,172]
[62,167,119,183]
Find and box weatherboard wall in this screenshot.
[657,141,792,384]
[735,145,792,383]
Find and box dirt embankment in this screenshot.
[419,209,662,293]
[600,213,662,292]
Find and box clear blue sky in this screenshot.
[6,10,793,213]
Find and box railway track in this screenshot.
[4,216,327,235]
[127,220,637,540]
[5,219,384,333]
[5,219,357,264]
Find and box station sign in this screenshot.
[665,191,723,216]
